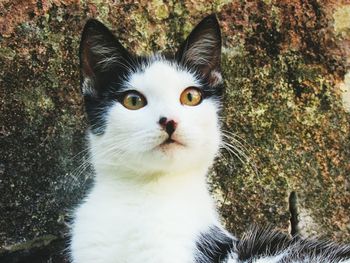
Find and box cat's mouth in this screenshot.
[159,137,185,148]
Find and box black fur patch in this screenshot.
[195,226,236,263]
[234,226,292,261]
[79,19,144,135]
[234,226,350,262]
[196,226,350,263]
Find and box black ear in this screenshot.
[176,14,222,85]
[79,19,132,95]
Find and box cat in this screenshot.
[70,14,350,263]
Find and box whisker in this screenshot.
[220,130,260,177]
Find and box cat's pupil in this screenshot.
[131,96,138,105]
[187,93,193,102]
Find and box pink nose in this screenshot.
[159,117,177,136]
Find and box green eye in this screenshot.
[122,91,147,110]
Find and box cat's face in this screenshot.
[80,15,223,178]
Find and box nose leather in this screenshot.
[165,120,176,136]
[159,117,177,136]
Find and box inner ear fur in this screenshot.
[176,14,222,85]
[79,19,132,94]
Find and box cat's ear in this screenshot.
[79,19,131,95]
[176,14,222,85]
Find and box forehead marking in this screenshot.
[126,60,200,93]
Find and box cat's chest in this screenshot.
[72,181,218,263]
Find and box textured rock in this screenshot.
[0,0,349,261]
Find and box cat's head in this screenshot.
[80,15,223,179]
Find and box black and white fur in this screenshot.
[70,15,350,263]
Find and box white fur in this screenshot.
[224,253,287,263]
[251,253,287,263]
[71,59,223,263]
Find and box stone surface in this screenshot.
[0,0,349,261]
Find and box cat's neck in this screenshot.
[91,165,220,228]
[93,165,211,198]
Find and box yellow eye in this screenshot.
[180,87,202,106]
[122,91,147,110]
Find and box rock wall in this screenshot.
[0,0,349,262]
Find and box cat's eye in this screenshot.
[121,91,147,110]
[180,87,203,106]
